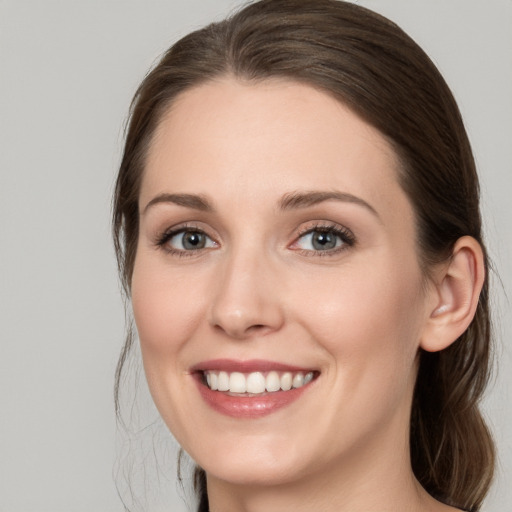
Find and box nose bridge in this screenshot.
[208,239,284,339]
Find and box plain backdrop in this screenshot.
[1,1,510,511]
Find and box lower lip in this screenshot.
[194,374,313,418]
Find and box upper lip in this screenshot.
[190,359,316,373]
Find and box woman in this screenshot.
[113,1,495,511]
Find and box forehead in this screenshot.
[141,78,406,218]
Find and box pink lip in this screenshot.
[190,359,318,419]
[190,358,313,373]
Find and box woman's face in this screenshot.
[132,79,435,486]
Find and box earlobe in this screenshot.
[420,236,485,353]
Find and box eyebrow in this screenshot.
[142,189,380,219]
[142,193,214,215]
[279,190,380,218]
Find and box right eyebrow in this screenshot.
[142,193,214,215]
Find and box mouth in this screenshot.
[191,360,319,418]
[202,370,316,395]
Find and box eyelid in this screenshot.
[289,222,356,255]
[152,220,355,257]
[154,223,219,256]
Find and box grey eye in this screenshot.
[311,231,338,250]
[169,230,215,251]
[296,229,344,251]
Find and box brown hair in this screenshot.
[113,1,495,510]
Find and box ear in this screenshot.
[420,236,485,353]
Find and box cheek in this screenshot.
[301,268,423,450]
[130,255,210,431]
[301,264,420,336]
[131,255,206,358]
[294,257,424,389]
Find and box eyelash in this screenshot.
[154,222,356,258]
[292,223,356,257]
[155,223,215,258]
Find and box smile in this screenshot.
[191,360,319,418]
[203,370,315,394]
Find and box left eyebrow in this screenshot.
[279,190,380,220]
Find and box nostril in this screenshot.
[212,322,273,339]
[246,324,271,334]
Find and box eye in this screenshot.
[159,228,217,253]
[293,225,355,253]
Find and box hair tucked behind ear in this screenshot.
[113,1,495,510]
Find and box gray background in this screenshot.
[1,1,510,511]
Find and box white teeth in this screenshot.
[281,372,293,391]
[229,372,246,393]
[292,372,304,388]
[204,370,316,394]
[246,372,266,393]
[209,372,218,391]
[217,371,229,391]
[266,371,281,392]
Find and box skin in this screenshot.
[131,78,474,511]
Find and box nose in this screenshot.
[208,248,285,340]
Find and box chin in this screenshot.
[189,436,313,487]
[203,458,306,487]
